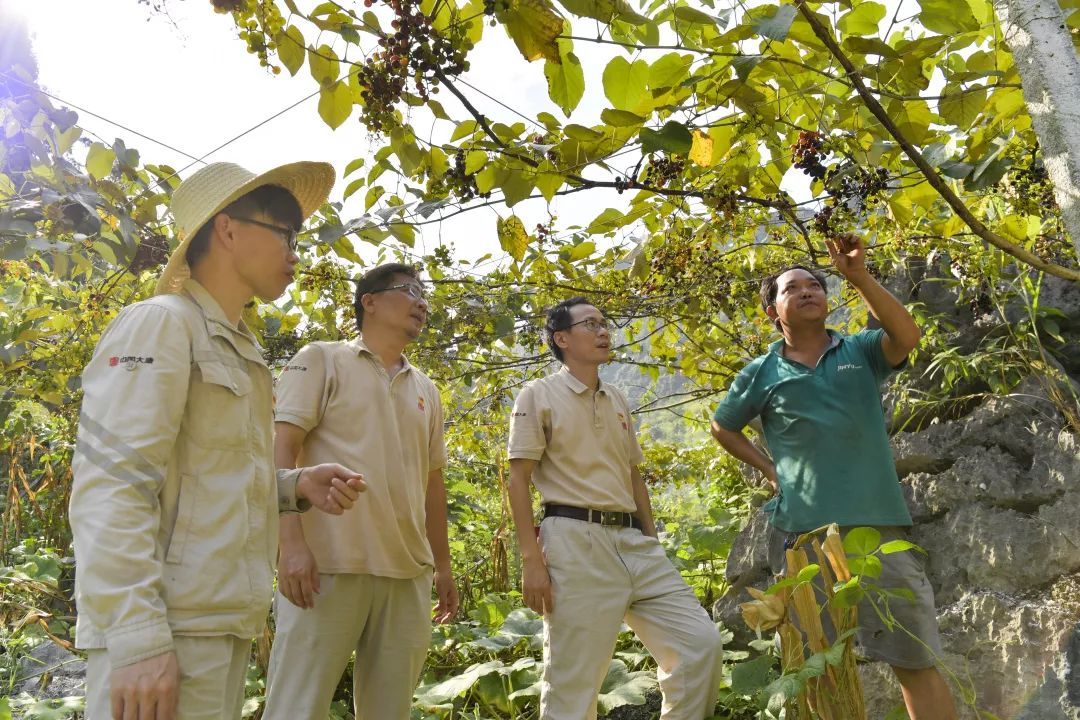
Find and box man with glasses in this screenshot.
[507,297,724,719]
[71,162,369,720]
[263,263,457,719]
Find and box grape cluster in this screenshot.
[642,155,685,188]
[128,234,170,275]
[357,0,470,133]
[792,130,828,179]
[448,150,488,201]
[1009,158,1057,215]
[812,166,890,238]
[638,235,734,313]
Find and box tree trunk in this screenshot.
[994,0,1080,261]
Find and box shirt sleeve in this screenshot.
[507,383,546,461]
[712,360,766,431]
[70,303,191,668]
[274,343,329,432]
[428,384,448,471]
[847,328,897,383]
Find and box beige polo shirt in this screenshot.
[274,337,447,579]
[508,367,645,513]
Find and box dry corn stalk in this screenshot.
[739,523,867,720]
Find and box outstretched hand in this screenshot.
[825,233,867,279]
[297,463,366,515]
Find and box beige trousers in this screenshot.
[539,516,724,720]
[262,570,432,720]
[84,635,250,720]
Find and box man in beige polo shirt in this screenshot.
[508,297,724,720]
[71,161,367,720]
[263,262,457,719]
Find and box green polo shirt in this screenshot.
[713,329,912,532]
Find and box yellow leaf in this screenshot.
[497,214,530,261]
[497,0,564,63]
[689,130,713,168]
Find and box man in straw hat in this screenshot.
[70,161,367,720]
[710,235,955,719]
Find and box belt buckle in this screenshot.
[599,511,624,526]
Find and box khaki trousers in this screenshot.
[539,516,724,720]
[262,571,432,720]
[85,635,250,720]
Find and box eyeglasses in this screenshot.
[229,216,299,253]
[566,317,609,333]
[371,283,427,301]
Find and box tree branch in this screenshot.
[795,0,1080,282]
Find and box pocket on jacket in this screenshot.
[165,474,198,564]
[187,358,253,449]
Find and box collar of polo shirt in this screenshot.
[556,366,606,395]
[348,335,413,371]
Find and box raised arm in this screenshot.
[827,233,921,367]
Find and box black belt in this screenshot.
[544,504,642,530]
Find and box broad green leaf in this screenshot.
[545,37,585,116]
[496,0,564,63]
[673,5,717,25]
[277,25,306,75]
[753,4,798,40]
[497,214,530,261]
[918,0,979,34]
[565,124,604,141]
[842,526,881,555]
[938,84,986,128]
[602,56,649,111]
[555,0,647,24]
[831,578,865,608]
[533,165,564,201]
[451,120,479,141]
[308,44,340,87]
[567,241,595,261]
[639,122,693,155]
[465,151,488,175]
[999,214,1032,243]
[597,660,658,714]
[887,98,931,144]
[342,177,365,201]
[649,52,694,90]
[318,81,353,129]
[689,129,713,167]
[796,563,821,582]
[843,36,900,58]
[364,185,385,210]
[731,655,776,695]
[86,143,115,180]
[500,169,534,207]
[880,539,923,555]
[600,109,646,127]
[848,554,882,578]
[344,158,365,177]
[838,2,885,36]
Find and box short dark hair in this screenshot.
[353,262,420,332]
[544,296,593,362]
[185,184,303,268]
[759,264,828,312]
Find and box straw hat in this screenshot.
[155,160,336,295]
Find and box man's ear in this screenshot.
[765,304,782,330]
[212,213,235,252]
[554,329,569,352]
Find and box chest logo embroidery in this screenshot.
[109,355,155,371]
[836,363,863,372]
[616,412,628,430]
[417,396,426,412]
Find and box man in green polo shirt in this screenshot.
[711,235,956,720]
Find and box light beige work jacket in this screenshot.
[70,280,305,668]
